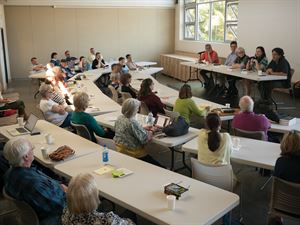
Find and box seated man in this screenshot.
[50,52,60,67]
[199,44,220,88]
[258,48,291,102]
[60,59,75,79]
[223,47,249,98]
[0,82,27,119]
[110,63,121,89]
[232,96,270,141]
[87,47,96,64]
[126,54,141,70]
[92,52,106,69]
[39,83,71,128]
[30,57,46,74]
[3,138,66,225]
[119,57,129,74]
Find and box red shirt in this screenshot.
[138,92,165,117]
[200,50,220,64]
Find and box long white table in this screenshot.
[182,136,281,170]
[269,119,300,134]
[181,61,287,82]
[0,120,99,168]
[54,151,239,225]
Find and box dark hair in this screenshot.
[60,59,67,63]
[138,78,153,98]
[95,52,100,57]
[205,113,221,152]
[230,41,237,46]
[119,57,125,61]
[65,50,70,55]
[179,84,192,99]
[255,46,266,62]
[31,57,37,62]
[90,47,94,51]
[120,73,132,85]
[272,47,284,57]
[79,56,85,61]
[111,63,119,70]
[125,54,131,59]
[51,52,57,59]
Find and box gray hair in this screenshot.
[73,92,89,111]
[237,47,245,54]
[3,138,34,166]
[39,83,52,98]
[122,98,140,118]
[239,95,254,112]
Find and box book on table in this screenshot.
[279,116,296,126]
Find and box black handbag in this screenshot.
[162,116,189,137]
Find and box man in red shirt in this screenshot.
[199,44,220,89]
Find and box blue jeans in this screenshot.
[59,113,72,128]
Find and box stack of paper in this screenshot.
[279,116,296,126]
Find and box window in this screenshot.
[184,0,238,42]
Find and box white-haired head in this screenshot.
[121,98,140,119]
[239,95,254,112]
[3,138,34,167]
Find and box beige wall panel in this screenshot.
[5,6,33,78]
[31,7,55,65]
[156,9,174,55]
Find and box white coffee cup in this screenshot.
[232,137,241,150]
[45,134,54,145]
[17,117,24,126]
[225,103,230,108]
[166,195,176,210]
[258,70,263,76]
[41,147,48,159]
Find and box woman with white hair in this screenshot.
[39,83,72,128]
[232,95,270,140]
[62,173,134,225]
[71,92,111,143]
[114,98,161,166]
[3,138,66,225]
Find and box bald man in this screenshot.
[232,96,271,140]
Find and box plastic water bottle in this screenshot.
[102,145,109,164]
[147,112,154,126]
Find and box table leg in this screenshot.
[169,147,192,176]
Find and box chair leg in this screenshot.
[260,176,273,190]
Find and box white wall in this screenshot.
[0,4,11,89]
[175,0,300,81]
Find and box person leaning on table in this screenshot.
[198,113,233,165]
[71,92,113,142]
[3,138,67,225]
[173,84,209,124]
[258,47,291,102]
[39,83,72,128]
[114,98,161,166]
[120,73,137,98]
[62,173,135,225]
[267,130,300,225]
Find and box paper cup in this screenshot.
[41,147,48,159]
[258,70,263,76]
[45,134,54,145]
[167,195,176,210]
[17,117,24,126]
[225,103,230,108]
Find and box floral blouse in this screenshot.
[62,208,135,225]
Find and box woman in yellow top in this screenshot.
[173,84,209,124]
[198,113,232,165]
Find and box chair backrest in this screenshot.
[164,109,180,120]
[191,158,233,192]
[120,92,132,102]
[70,122,92,141]
[139,101,150,115]
[96,136,116,151]
[0,198,39,225]
[108,85,119,103]
[270,177,300,217]
[233,128,265,141]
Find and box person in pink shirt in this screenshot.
[232,96,271,141]
[199,44,220,88]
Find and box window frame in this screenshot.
[183,0,238,43]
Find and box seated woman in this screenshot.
[120,73,137,98]
[39,84,71,128]
[137,78,165,117]
[71,92,112,142]
[4,138,66,225]
[78,56,90,72]
[244,46,268,96]
[274,130,300,183]
[62,173,134,225]
[110,63,121,89]
[258,48,291,102]
[198,113,232,165]
[114,98,161,166]
[0,82,27,119]
[173,84,208,124]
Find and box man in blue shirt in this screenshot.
[61,59,75,79]
[119,57,129,74]
[3,138,66,225]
